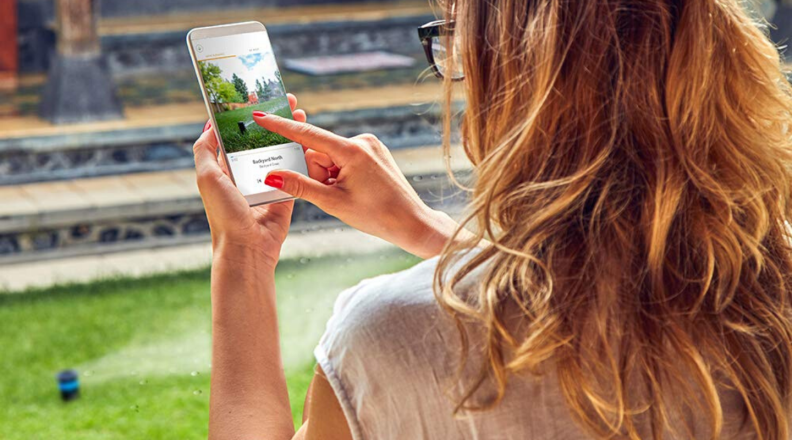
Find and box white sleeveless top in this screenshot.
[314,256,753,439]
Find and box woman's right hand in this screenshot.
[252,111,461,259]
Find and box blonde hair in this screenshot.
[435,1,792,438]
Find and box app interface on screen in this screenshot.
[194,31,307,196]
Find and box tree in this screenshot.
[262,82,273,101]
[272,72,285,97]
[200,62,241,105]
[232,73,248,101]
[255,79,266,100]
[218,81,242,103]
[274,72,285,97]
[200,62,223,103]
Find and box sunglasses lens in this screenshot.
[431,36,464,80]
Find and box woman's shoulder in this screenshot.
[319,256,443,347]
[343,254,440,304]
[313,252,590,440]
[314,255,473,438]
[330,249,483,326]
[324,247,494,350]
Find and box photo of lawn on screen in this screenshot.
[199,51,292,154]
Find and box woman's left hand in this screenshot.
[192,93,308,269]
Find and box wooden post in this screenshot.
[39,0,123,124]
[57,0,100,56]
[0,0,19,91]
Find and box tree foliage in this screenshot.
[255,79,266,100]
[232,73,249,102]
[200,62,242,104]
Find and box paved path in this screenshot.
[0,82,444,140]
[0,226,396,292]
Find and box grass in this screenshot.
[0,249,421,440]
[214,97,294,153]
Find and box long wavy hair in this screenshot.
[434,1,792,438]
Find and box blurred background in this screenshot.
[0,0,788,439]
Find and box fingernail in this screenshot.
[252,111,267,117]
[203,120,212,132]
[264,174,283,189]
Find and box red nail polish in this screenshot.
[264,175,283,189]
[252,111,267,117]
[203,120,212,132]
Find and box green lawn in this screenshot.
[215,97,294,153]
[0,250,420,440]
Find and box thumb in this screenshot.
[265,170,333,205]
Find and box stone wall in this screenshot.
[0,172,468,263]
[0,104,454,185]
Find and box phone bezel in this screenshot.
[187,21,301,207]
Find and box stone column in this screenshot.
[39,0,123,124]
[57,0,100,56]
[0,0,18,91]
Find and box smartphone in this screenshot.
[186,21,309,206]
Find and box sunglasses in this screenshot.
[417,20,464,81]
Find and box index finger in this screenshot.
[252,112,350,158]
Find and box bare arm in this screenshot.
[193,122,297,439]
[195,94,355,440]
[294,366,354,440]
[209,244,354,440]
[208,246,294,440]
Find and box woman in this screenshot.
[193,0,792,439]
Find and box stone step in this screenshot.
[1,84,462,186]
[0,144,471,264]
[5,1,450,185]
[1,1,458,264]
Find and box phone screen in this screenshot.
[193,30,308,197]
